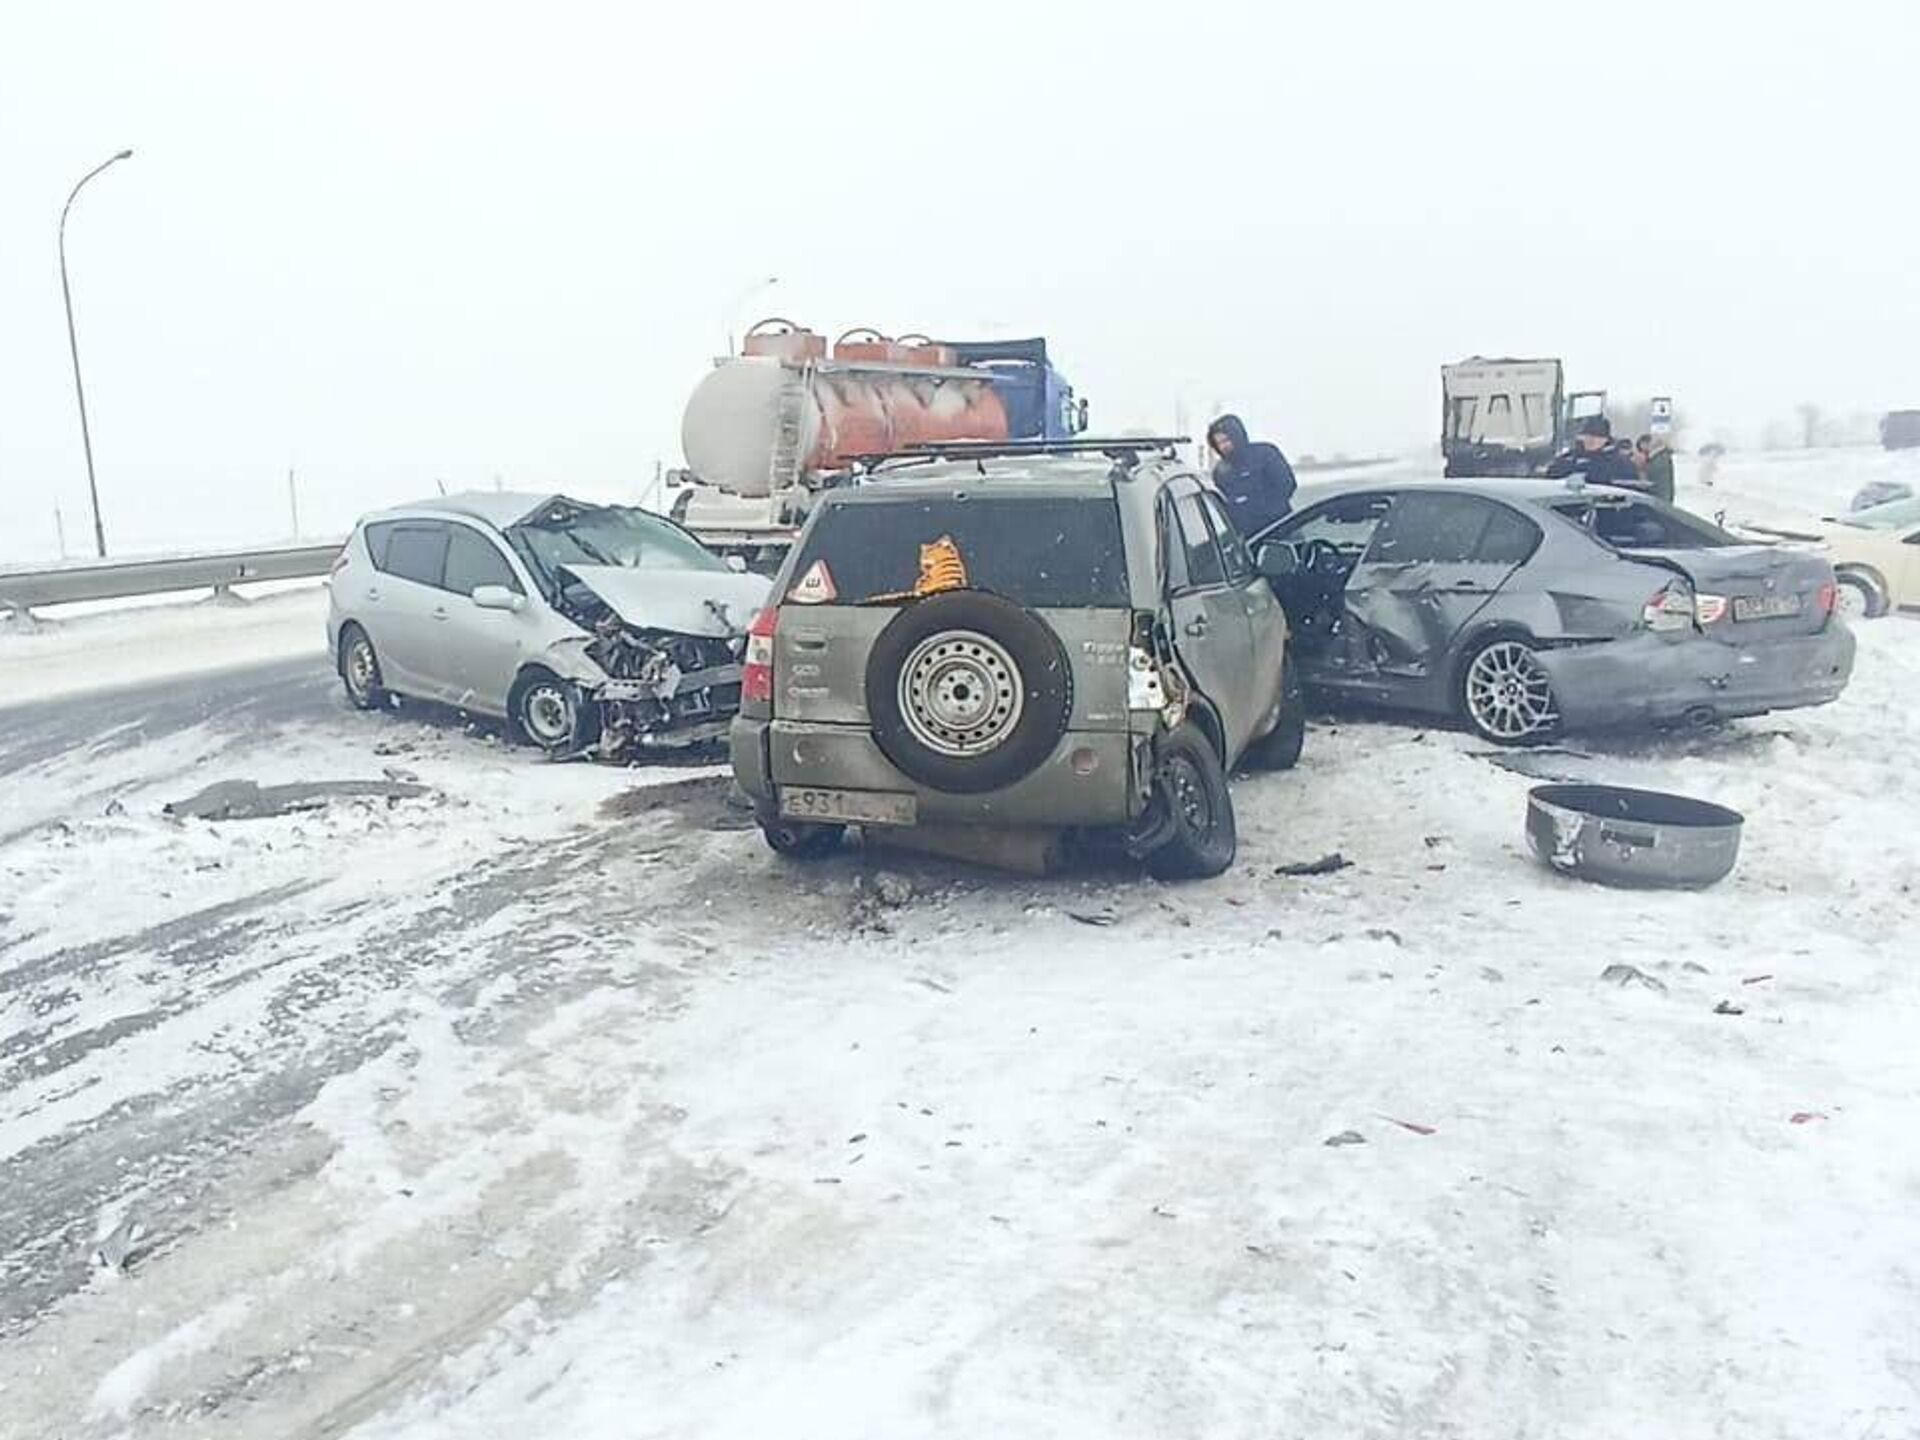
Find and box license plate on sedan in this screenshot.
[1732,593,1803,622]
[779,787,918,827]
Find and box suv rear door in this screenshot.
[1165,482,1259,757]
[770,490,1135,733]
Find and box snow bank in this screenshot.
[0,586,327,709]
[1679,443,1920,529]
[88,1297,253,1420]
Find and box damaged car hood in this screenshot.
[560,564,771,636]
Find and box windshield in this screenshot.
[1837,496,1920,531]
[787,496,1129,607]
[506,500,725,591]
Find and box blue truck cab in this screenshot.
[946,337,1089,442]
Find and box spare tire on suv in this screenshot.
[864,590,1073,795]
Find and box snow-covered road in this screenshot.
[2,449,1917,1439]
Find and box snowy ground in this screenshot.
[2,449,1917,1440]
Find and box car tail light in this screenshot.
[1127,644,1168,711]
[1642,583,1695,632]
[742,607,777,705]
[1694,593,1729,626]
[1816,581,1837,616]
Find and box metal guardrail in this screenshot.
[0,541,346,615]
[0,524,783,616]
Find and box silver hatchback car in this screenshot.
[327,493,770,757]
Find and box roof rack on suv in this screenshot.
[851,436,1188,474]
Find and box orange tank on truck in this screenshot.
[680,320,1089,499]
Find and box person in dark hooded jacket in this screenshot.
[1206,415,1298,539]
[1544,415,1641,486]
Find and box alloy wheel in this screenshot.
[1465,641,1560,741]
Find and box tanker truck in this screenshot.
[668,320,1088,562]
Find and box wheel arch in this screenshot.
[1183,694,1229,766]
[1833,562,1890,616]
[1449,620,1546,705]
[335,617,368,669]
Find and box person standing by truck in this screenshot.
[1638,433,1677,503]
[1206,414,1298,538]
[1545,416,1641,486]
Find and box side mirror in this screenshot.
[1256,542,1300,580]
[471,584,525,612]
[725,554,749,573]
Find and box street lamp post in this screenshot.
[59,148,133,559]
[724,275,779,356]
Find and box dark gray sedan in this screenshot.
[1251,479,1856,743]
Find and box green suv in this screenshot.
[729,441,1305,879]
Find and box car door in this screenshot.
[438,523,534,715]
[1898,525,1920,611]
[366,521,452,698]
[1201,488,1287,727]
[1260,491,1397,675]
[1165,483,1259,758]
[1341,492,1540,706]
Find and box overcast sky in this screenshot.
[3,1,1916,562]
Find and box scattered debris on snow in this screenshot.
[1274,852,1352,877]
[92,1210,150,1272]
[1599,963,1669,994]
[164,777,429,821]
[1379,1115,1437,1137]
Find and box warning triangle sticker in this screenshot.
[789,559,837,605]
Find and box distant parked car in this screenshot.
[327,493,770,757]
[1849,480,1914,512]
[1251,479,1855,743]
[1805,495,1920,620]
[1882,410,1920,451]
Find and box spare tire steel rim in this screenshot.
[523,683,575,745]
[898,629,1025,757]
[346,639,377,697]
[1166,753,1211,830]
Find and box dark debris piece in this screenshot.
[1274,853,1352,878]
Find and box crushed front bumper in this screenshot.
[1536,625,1856,731]
[592,662,743,753]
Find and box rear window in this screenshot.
[787,497,1129,607]
[1550,498,1734,550]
